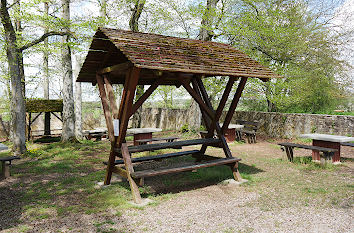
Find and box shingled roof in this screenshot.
[77,27,281,85]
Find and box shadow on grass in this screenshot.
[139,161,264,196]
[0,186,22,230]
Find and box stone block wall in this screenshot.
[0,108,352,139]
[142,108,354,138]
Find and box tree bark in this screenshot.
[0,0,26,154]
[74,55,83,139]
[61,0,76,141]
[129,0,145,128]
[43,1,51,136]
[187,0,220,131]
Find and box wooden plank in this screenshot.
[180,79,214,119]
[215,77,236,125]
[131,157,241,178]
[103,75,119,119]
[222,77,248,133]
[121,143,142,203]
[130,77,162,117]
[109,150,200,165]
[96,74,114,142]
[98,61,133,75]
[117,67,140,146]
[119,138,221,153]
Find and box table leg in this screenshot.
[133,132,152,146]
[313,140,341,164]
[224,128,236,142]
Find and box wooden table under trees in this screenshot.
[76,28,281,203]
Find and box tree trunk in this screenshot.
[188,0,220,131]
[43,2,51,136]
[130,0,145,128]
[0,0,27,154]
[61,0,76,141]
[74,55,82,139]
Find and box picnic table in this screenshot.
[220,124,244,142]
[127,128,162,146]
[300,133,354,164]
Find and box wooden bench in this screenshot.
[278,142,337,164]
[109,138,242,203]
[136,136,179,145]
[1,156,20,178]
[235,120,260,143]
[341,142,354,147]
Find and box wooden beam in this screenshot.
[98,61,133,75]
[130,77,162,117]
[103,75,119,119]
[96,73,115,142]
[222,77,248,133]
[121,143,142,204]
[180,79,214,119]
[117,67,140,146]
[190,78,212,132]
[215,77,236,122]
[196,77,233,158]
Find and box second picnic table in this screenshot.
[300,133,354,164]
[127,128,162,146]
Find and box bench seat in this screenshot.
[131,157,241,178]
[341,142,354,147]
[115,138,221,154]
[105,150,200,165]
[278,142,337,163]
[136,136,178,144]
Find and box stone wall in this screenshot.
[1,108,353,139]
[141,108,354,138]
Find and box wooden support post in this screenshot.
[121,143,142,204]
[130,78,162,117]
[230,162,242,181]
[104,67,140,185]
[222,77,248,133]
[28,112,31,140]
[195,77,233,158]
[44,112,51,135]
[1,161,10,178]
[180,79,215,119]
[97,74,115,142]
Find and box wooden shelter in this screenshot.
[77,27,281,203]
[26,99,63,139]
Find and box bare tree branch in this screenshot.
[19,31,72,51]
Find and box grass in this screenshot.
[1,133,353,231]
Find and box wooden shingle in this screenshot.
[77,27,281,85]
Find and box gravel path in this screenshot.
[116,184,353,233]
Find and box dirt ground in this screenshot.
[0,137,353,233]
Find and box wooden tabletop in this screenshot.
[127,128,162,134]
[300,134,354,143]
[220,123,244,129]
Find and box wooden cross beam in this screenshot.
[222,77,248,133]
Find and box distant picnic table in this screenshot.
[300,133,354,164]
